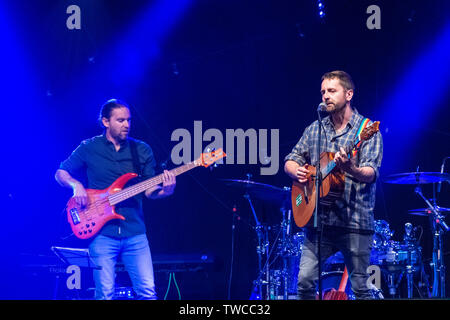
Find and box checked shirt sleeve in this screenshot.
[284,125,314,167]
[358,127,383,180]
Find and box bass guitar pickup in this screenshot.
[69,208,81,225]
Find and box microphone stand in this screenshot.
[414,185,448,298]
[433,156,450,297]
[315,107,325,300]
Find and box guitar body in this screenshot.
[291,152,345,227]
[66,173,137,239]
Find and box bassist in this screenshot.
[55,99,176,300]
[284,71,383,299]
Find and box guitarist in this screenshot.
[55,99,176,299]
[284,71,383,299]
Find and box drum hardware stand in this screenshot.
[244,187,270,300]
[386,272,404,298]
[403,224,416,299]
[406,254,414,298]
[222,175,293,300]
[278,206,293,300]
[414,185,448,298]
[429,218,446,298]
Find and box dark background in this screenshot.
[1,0,449,299]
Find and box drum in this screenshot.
[319,252,353,299]
[276,231,304,256]
[372,241,422,272]
[269,231,305,298]
[291,231,305,255]
[320,252,384,299]
[319,271,354,299]
[318,270,384,300]
[373,220,394,249]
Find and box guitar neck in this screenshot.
[109,160,200,205]
[319,141,359,180]
[315,120,379,181]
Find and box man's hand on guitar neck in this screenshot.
[334,147,376,183]
[334,147,356,174]
[146,170,176,199]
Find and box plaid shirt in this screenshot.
[285,109,383,232]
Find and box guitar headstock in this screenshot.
[198,148,227,167]
[360,121,380,141]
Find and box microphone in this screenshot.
[317,102,327,112]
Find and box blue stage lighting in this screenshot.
[378,22,450,171]
[317,1,325,18]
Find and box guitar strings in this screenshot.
[107,161,198,204]
[76,160,203,221]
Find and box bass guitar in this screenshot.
[66,149,226,239]
[291,121,380,227]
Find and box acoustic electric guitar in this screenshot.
[291,121,380,228]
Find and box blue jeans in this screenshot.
[88,234,157,300]
[297,227,373,300]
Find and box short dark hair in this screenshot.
[98,98,130,128]
[321,70,355,91]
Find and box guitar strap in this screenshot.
[129,139,142,177]
[351,118,370,157]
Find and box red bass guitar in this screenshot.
[66,149,226,239]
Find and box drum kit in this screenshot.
[222,168,450,300]
[383,170,450,299]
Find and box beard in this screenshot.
[111,128,129,142]
[118,131,129,141]
[326,101,346,114]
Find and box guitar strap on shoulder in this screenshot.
[129,139,142,177]
[351,118,370,157]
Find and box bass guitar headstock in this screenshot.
[197,148,227,167]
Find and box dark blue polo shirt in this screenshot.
[59,134,156,238]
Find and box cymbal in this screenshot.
[221,179,291,206]
[383,172,450,184]
[408,206,450,216]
